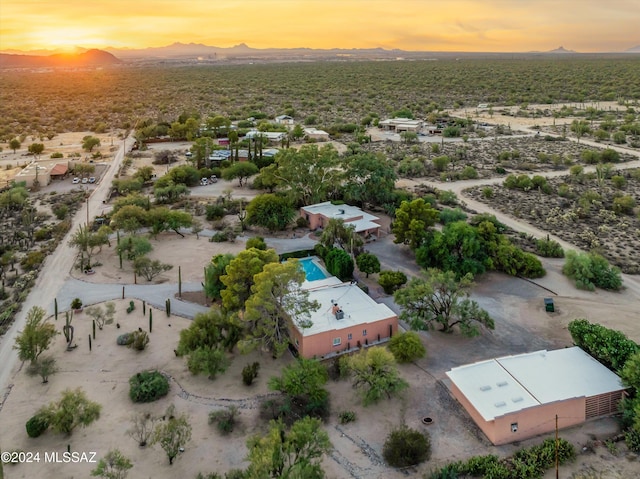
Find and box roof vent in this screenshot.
[480,385,492,392]
[494,401,506,408]
[512,396,524,403]
[497,381,508,387]
[338,209,345,214]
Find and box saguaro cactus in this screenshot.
[166,298,171,317]
[149,309,153,333]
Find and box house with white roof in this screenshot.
[379,117,424,132]
[446,347,627,445]
[290,274,398,358]
[300,201,382,237]
[303,128,330,141]
[245,130,287,144]
[275,115,294,126]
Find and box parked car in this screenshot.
[88,177,96,183]
[72,177,80,184]
[186,151,192,157]
[200,178,209,186]
[210,175,218,183]
[81,177,88,184]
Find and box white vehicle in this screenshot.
[81,177,88,184]
[200,178,209,186]
[88,177,96,183]
[72,177,80,184]
[210,175,218,183]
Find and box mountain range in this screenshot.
[1,42,639,68]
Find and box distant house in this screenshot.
[275,115,294,126]
[14,162,51,188]
[291,274,398,358]
[446,347,627,445]
[245,129,287,144]
[379,117,423,132]
[300,201,382,237]
[303,128,330,141]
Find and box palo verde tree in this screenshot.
[343,347,408,406]
[241,261,319,357]
[245,417,332,479]
[82,135,101,152]
[151,408,192,465]
[246,194,296,232]
[14,306,59,364]
[394,269,494,336]
[222,162,259,187]
[91,449,133,479]
[84,302,116,330]
[220,247,278,311]
[42,387,102,436]
[69,225,111,269]
[320,218,363,252]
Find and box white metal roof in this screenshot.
[301,201,380,225]
[446,347,625,421]
[296,281,396,336]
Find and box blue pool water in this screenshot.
[299,257,328,281]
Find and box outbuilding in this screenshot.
[446,347,626,445]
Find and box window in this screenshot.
[333,337,341,346]
[347,333,352,341]
[362,329,367,337]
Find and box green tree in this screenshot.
[242,261,319,357]
[177,308,242,356]
[246,194,295,232]
[28,142,45,157]
[268,358,329,419]
[344,152,397,208]
[620,352,640,393]
[91,449,133,479]
[116,235,152,261]
[320,218,363,252]
[325,248,354,281]
[69,224,110,268]
[563,250,622,291]
[84,302,115,330]
[112,178,144,196]
[388,331,426,363]
[245,417,331,479]
[220,248,278,311]
[27,356,58,383]
[392,198,439,249]
[148,208,193,237]
[82,135,101,152]
[14,306,58,364]
[151,411,192,465]
[394,269,495,336]
[378,270,407,294]
[246,236,267,250]
[110,205,149,233]
[44,388,102,436]
[186,346,230,380]
[571,120,591,143]
[153,181,190,204]
[133,257,173,281]
[204,253,234,301]
[343,347,408,405]
[222,162,259,186]
[356,252,380,278]
[9,138,21,153]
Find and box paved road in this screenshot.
[0,137,133,396]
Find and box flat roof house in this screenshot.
[14,162,51,188]
[300,201,382,237]
[446,347,626,445]
[303,128,330,141]
[290,275,398,358]
[379,118,424,132]
[275,115,294,126]
[245,130,287,144]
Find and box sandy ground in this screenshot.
[2,229,639,479]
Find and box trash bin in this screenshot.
[544,298,554,313]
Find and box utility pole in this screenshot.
[555,414,559,479]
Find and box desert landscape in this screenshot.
[1,56,640,479]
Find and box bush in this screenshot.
[116,333,133,346]
[245,236,267,250]
[625,428,640,453]
[438,208,467,225]
[325,248,354,280]
[208,406,239,435]
[535,237,564,258]
[388,331,426,363]
[378,270,407,294]
[338,411,356,424]
[127,330,149,351]
[568,319,638,371]
[52,204,68,220]
[383,425,431,467]
[563,250,622,291]
[26,411,50,438]
[129,371,169,403]
[242,362,260,386]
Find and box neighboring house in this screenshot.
[446,347,627,445]
[303,128,330,141]
[245,130,287,144]
[290,275,398,359]
[379,117,424,132]
[300,201,382,237]
[275,115,294,126]
[14,162,51,188]
[49,163,69,180]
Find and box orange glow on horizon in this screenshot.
[0,1,638,53]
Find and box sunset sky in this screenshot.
[1,0,638,53]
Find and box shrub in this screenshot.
[383,425,431,467]
[129,371,169,403]
[127,330,149,351]
[325,248,354,281]
[208,406,239,435]
[26,411,50,438]
[568,319,638,371]
[563,250,622,291]
[338,411,356,424]
[205,204,225,221]
[482,187,494,198]
[52,204,68,220]
[535,237,564,258]
[242,362,260,386]
[388,331,426,363]
[625,428,640,453]
[438,208,467,225]
[378,270,407,294]
[245,236,267,250]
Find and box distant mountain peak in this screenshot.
[624,45,640,53]
[548,46,576,53]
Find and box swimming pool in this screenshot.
[299,257,328,281]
